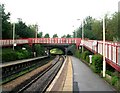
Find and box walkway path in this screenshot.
[71,56,115,91]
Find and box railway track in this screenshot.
[1,56,54,84]
[2,55,65,93]
[17,55,64,93]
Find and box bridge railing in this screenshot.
[28,38,81,45]
[82,40,120,67]
[0,38,81,46]
[0,39,29,46]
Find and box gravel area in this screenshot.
[2,61,52,92]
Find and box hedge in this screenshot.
[81,51,91,62]
[75,50,80,58]
[2,49,31,62]
[92,54,103,73]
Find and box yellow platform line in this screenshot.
[62,56,73,92]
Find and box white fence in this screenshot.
[82,40,120,66]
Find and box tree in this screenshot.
[84,16,93,31]
[83,16,97,39]
[61,34,71,38]
[34,44,45,56]
[15,20,36,38]
[73,31,76,38]
[15,20,28,38]
[105,13,119,41]
[66,34,72,38]
[76,27,82,38]
[118,12,120,41]
[61,35,66,38]
[76,16,101,40]
[53,34,58,38]
[38,32,43,38]
[44,33,50,38]
[1,4,12,39]
[28,25,37,38]
[91,19,102,40]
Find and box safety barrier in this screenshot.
[82,40,120,72]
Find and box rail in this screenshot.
[1,56,50,84]
[15,55,65,92]
[2,56,60,92]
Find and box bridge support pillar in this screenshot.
[65,47,68,55]
[76,45,79,50]
[46,47,51,57]
[32,44,36,57]
[47,49,50,57]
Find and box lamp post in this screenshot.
[13,23,15,50]
[72,25,76,38]
[74,30,76,38]
[81,19,84,53]
[77,19,84,52]
[103,16,106,77]
[35,24,38,38]
[73,19,84,50]
[77,19,80,30]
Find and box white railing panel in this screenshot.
[109,45,111,61]
[113,46,116,63]
[118,47,120,65]
[105,44,107,58]
[58,38,60,43]
[66,39,68,43]
[112,46,114,63]
[98,43,102,55]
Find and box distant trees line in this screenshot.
[73,14,120,41]
[1,4,45,62]
[1,4,59,39]
[1,4,120,41]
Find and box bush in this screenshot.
[2,48,30,62]
[106,70,113,76]
[116,79,120,90]
[2,49,17,62]
[34,44,45,56]
[16,52,24,60]
[81,51,91,60]
[92,54,103,73]
[86,55,89,63]
[111,76,119,86]
[18,50,30,59]
[75,50,80,58]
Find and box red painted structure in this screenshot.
[0,38,120,72]
[0,38,81,48]
[83,40,120,72]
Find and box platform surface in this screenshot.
[71,56,115,91]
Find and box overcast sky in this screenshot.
[1,0,119,37]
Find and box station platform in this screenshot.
[71,56,115,91]
[0,56,48,67]
[47,56,116,92]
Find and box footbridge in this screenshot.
[0,38,120,72]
